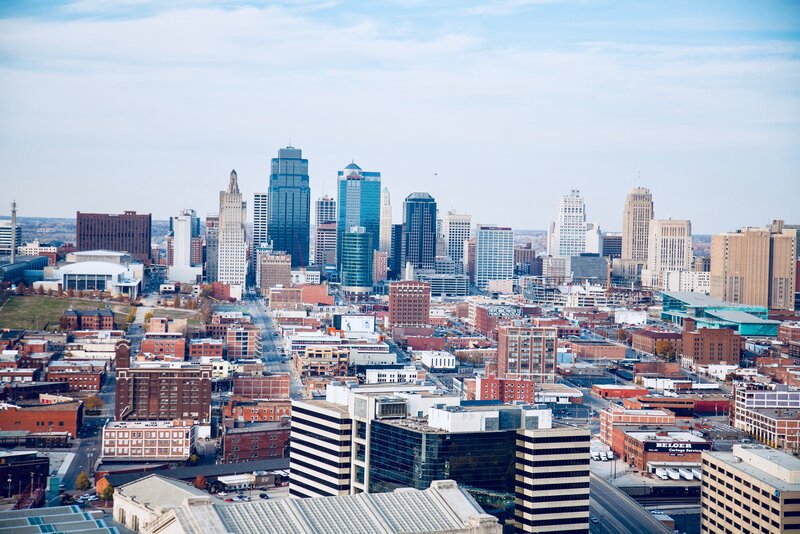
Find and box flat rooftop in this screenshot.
[707,446,800,492]
[106,420,193,429]
[625,431,708,443]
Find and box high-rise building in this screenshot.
[204,215,219,282]
[167,209,203,283]
[601,232,622,259]
[258,251,292,296]
[76,211,152,263]
[464,237,476,284]
[388,223,404,278]
[340,227,373,296]
[497,326,558,382]
[584,222,603,255]
[475,225,513,290]
[402,193,437,271]
[373,250,388,283]
[701,445,800,534]
[442,211,471,269]
[388,280,430,328]
[337,163,381,268]
[268,146,311,267]
[641,219,692,288]
[547,190,586,258]
[315,195,336,225]
[253,192,269,266]
[622,187,654,261]
[514,244,536,275]
[515,426,591,534]
[0,220,22,259]
[314,222,337,267]
[711,220,797,310]
[379,187,392,252]
[217,170,247,297]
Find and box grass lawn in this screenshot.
[150,307,201,326]
[0,295,133,331]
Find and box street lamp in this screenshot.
[6,476,11,498]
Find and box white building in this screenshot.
[168,209,203,284]
[291,269,321,285]
[585,222,603,254]
[102,420,196,461]
[379,187,392,253]
[50,261,142,298]
[662,270,710,294]
[16,239,56,258]
[417,350,456,370]
[217,170,247,300]
[427,404,552,433]
[475,225,513,290]
[547,189,586,258]
[365,366,424,384]
[0,218,22,258]
[622,187,654,262]
[252,192,269,269]
[442,210,471,270]
[641,219,692,289]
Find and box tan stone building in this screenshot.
[621,187,653,262]
[710,220,796,310]
[258,252,292,296]
[701,445,800,533]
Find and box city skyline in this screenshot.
[1,1,798,233]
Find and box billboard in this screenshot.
[643,441,711,454]
[335,314,376,333]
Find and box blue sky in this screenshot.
[1,0,798,233]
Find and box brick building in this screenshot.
[140,333,187,360]
[60,309,115,331]
[388,281,430,328]
[115,362,212,423]
[101,420,196,462]
[232,374,291,399]
[497,326,558,382]
[569,339,627,360]
[0,400,83,438]
[630,329,683,356]
[222,420,291,463]
[681,319,742,369]
[226,325,262,358]
[599,405,676,454]
[46,366,104,392]
[472,375,536,404]
[621,429,711,471]
[591,384,649,399]
[188,339,224,359]
[295,346,349,378]
[223,397,292,423]
[76,211,152,263]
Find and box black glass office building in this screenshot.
[268,146,311,267]
[402,192,437,271]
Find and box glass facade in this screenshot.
[337,164,381,269]
[340,228,373,292]
[402,193,437,271]
[268,147,311,267]
[368,420,517,497]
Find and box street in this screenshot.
[589,474,671,534]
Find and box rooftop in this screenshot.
[625,430,708,443]
[706,445,800,491]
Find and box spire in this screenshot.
[228,170,239,194]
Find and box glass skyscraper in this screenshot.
[402,192,437,271]
[268,146,311,267]
[340,227,374,295]
[337,162,381,269]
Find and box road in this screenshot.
[245,299,304,399]
[589,474,671,534]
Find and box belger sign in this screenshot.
[643,441,711,454]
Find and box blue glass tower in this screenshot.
[403,192,437,271]
[337,162,381,269]
[268,146,311,267]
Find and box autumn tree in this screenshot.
[35,285,44,295]
[15,282,26,295]
[125,310,137,325]
[143,312,153,324]
[193,475,207,490]
[66,288,75,298]
[75,471,90,491]
[654,339,676,361]
[173,295,181,308]
[84,396,104,412]
[100,485,114,501]
[189,453,200,465]
[616,329,629,342]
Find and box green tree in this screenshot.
[100,485,114,501]
[75,471,90,491]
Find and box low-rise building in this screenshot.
[232,373,291,399]
[223,397,292,423]
[296,346,349,378]
[222,420,291,463]
[630,329,683,356]
[226,325,262,358]
[188,338,224,358]
[417,350,456,371]
[46,364,104,392]
[60,308,115,330]
[365,366,425,384]
[599,405,677,455]
[0,400,83,438]
[102,420,196,461]
[591,384,649,399]
[622,429,711,471]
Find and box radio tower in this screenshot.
[10,201,17,263]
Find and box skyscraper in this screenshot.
[475,225,513,290]
[622,187,654,261]
[710,220,797,310]
[313,195,337,266]
[315,195,336,225]
[268,146,311,267]
[402,192,437,271]
[0,202,21,259]
[547,190,586,258]
[253,192,268,248]
[76,211,152,263]
[379,187,392,252]
[340,227,373,296]
[204,215,219,283]
[442,210,471,268]
[337,162,381,269]
[388,223,404,278]
[217,170,247,297]
[641,219,692,288]
[497,326,558,382]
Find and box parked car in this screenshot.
[259,493,269,499]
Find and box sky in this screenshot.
[0,0,798,233]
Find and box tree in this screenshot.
[143,312,153,324]
[15,282,26,295]
[47,288,54,297]
[125,310,137,325]
[100,485,114,502]
[75,471,90,491]
[193,475,207,490]
[654,339,676,360]
[173,295,182,308]
[66,289,75,298]
[35,285,44,295]
[616,329,629,342]
[84,396,104,412]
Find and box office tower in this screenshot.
[475,225,514,290]
[0,204,21,259]
[115,362,212,423]
[268,146,311,267]
[464,237,476,284]
[402,193,437,270]
[641,219,692,288]
[701,445,800,534]
[388,280,430,328]
[436,218,447,257]
[337,163,381,269]
[497,326,558,382]
[258,251,292,295]
[547,190,586,258]
[379,187,392,252]
[204,215,219,282]
[340,227,373,296]
[602,232,622,259]
[711,220,797,310]
[622,187,654,261]
[217,170,247,296]
[584,222,603,254]
[515,426,590,534]
[569,254,610,285]
[314,222,337,266]
[76,211,152,263]
[373,250,388,282]
[442,210,471,267]
[170,209,197,268]
[253,192,269,266]
[514,244,535,275]
[289,399,353,498]
[315,195,336,225]
[388,223,404,278]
